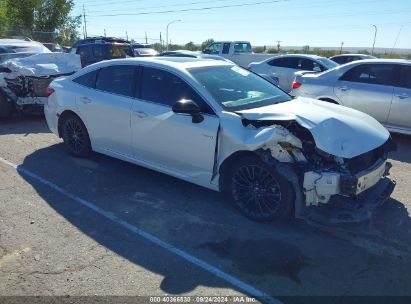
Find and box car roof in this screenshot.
[80,56,233,72]
[344,58,411,65]
[330,54,375,58]
[78,42,130,47]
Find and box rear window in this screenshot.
[233,42,252,53]
[73,69,99,88]
[109,44,133,58]
[95,65,136,97]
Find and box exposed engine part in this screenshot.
[303,171,341,206]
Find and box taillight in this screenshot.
[292,81,302,89]
[45,87,55,97]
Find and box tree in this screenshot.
[184,41,198,51]
[0,0,8,37]
[2,0,81,43]
[201,38,214,51]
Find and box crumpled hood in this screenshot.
[3,53,81,78]
[237,97,390,158]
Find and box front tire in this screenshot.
[61,114,92,158]
[225,156,294,222]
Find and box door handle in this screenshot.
[133,110,148,118]
[338,86,350,91]
[395,93,409,99]
[80,97,92,104]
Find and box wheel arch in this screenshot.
[318,97,340,104]
[218,150,259,192]
[58,110,83,138]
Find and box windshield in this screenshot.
[189,65,292,111]
[317,57,339,69]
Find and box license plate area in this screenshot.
[355,160,387,194]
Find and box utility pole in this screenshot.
[371,25,377,55]
[340,41,344,54]
[276,40,281,53]
[104,29,106,37]
[160,32,163,52]
[82,4,87,38]
[145,32,148,44]
[126,31,129,41]
[166,19,181,51]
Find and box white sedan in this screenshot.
[248,54,338,92]
[45,57,395,223]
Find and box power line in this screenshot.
[88,0,291,17]
[89,0,233,14]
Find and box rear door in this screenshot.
[334,63,395,123]
[131,66,219,181]
[75,65,137,156]
[387,64,411,130]
[266,57,300,91]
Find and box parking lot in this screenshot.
[1,115,411,302]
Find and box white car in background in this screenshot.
[45,57,395,224]
[248,54,339,92]
[292,59,411,135]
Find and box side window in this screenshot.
[222,43,231,54]
[76,46,92,59]
[109,45,127,59]
[269,57,299,69]
[300,59,314,71]
[140,67,213,114]
[340,64,395,86]
[207,43,221,55]
[233,42,252,53]
[397,65,411,89]
[73,69,99,88]
[95,65,136,97]
[92,45,104,61]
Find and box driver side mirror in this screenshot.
[202,48,211,54]
[172,99,204,124]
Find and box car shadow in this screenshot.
[0,114,50,136]
[16,143,411,298]
[390,133,411,163]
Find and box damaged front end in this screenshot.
[1,74,68,114]
[0,53,81,116]
[241,117,396,225]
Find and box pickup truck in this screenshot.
[202,41,274,67]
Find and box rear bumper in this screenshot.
[305,176,396,224]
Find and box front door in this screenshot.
[387,65,411,130]
[131,66,219,182]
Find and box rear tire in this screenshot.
[224,155,294,222]
[0,93,13,119]
[61,114,92,158]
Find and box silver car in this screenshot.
[292,59,411,135]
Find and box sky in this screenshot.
[72,0,411,49]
